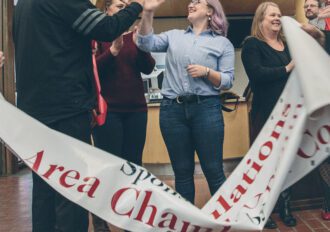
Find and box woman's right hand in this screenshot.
[110,36,124,56]
[285,60,295,73]
[143,0,166,13]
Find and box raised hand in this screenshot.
[110,35,124,56]
[143,0,166,12]
[318,5,330,19]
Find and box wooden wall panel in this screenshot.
[269,0,296,16]
[154,0,296,17]
[154,0,190,17]
[221,0,262,15]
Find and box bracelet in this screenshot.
[204,67,210,79]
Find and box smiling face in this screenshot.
[304,0,320,20]
[187,0,212,25]
[261,5,282,35]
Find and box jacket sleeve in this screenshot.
[136,48,156,75]
[95,42,114,71]
[57,0,142,42]
[241,37,289,84]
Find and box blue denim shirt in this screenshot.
[137,26,235,98]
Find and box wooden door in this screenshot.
[0,0,17,175]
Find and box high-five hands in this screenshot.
[131,0,166,12]
[143,0,166,12]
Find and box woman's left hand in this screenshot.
[187,64,208,78]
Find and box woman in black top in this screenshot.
[241,2,296,229]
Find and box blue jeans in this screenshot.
[160,96,226,203]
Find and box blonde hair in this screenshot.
[251,2,285,42]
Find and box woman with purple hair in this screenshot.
[137,0,234,203]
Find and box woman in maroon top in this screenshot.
[94,0,155,165]
[92,1,155,231]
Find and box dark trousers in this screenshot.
[159,96,226,203]
[92,111,147,232]
[32,112,91,232]
[93,111,147,166]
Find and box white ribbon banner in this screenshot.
[0,17,329,231]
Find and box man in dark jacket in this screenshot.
[13,0,163,231]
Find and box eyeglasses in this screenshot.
[304,4,318,8]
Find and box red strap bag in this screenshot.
[92,41,107,126]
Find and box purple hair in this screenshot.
[206,0,228,36]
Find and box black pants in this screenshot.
[92,111,147,232]
[32,112,91,232]
[93,111,147,166]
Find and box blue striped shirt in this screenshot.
[137,26,235,98]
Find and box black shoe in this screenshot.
[279,189,297,227]
[280,210,297,227]
[264,217,278,229]
[279,200,297,227]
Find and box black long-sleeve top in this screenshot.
[241,37,291,139]
[13,0,142,124]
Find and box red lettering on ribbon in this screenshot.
[111,187,139,217]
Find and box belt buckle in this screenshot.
[176,96,184,104]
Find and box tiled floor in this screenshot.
[0,168,329,232]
